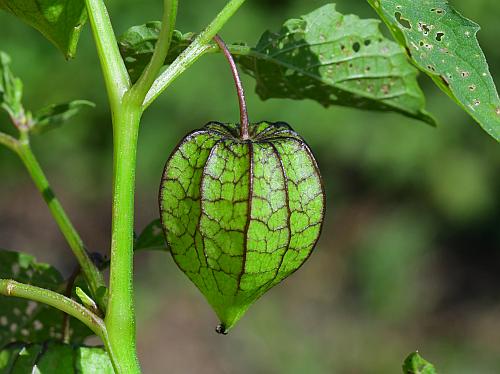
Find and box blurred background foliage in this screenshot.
[0,0,499,373]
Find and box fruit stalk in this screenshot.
[213,34,250,140]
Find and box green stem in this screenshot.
[0,279,120,373]
[105,95,142,374]
[84,0,130,109]
[0,132,19,152]
[131,0,178,103]
[143,0,247,109]
[15,133,107,309]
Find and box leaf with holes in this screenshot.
[0,249,94,348]
[368,0,500,141]
[235,4,435,125]
[118,23,195,83]
[402,352,437,374]
[0,342,113,373]
[160,121,325,333]
[135,219,169,252]
[0,0,87,59]
[31,100,95,135]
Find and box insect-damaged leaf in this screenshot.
[0,0,87,59]
[368,0,500,141]
[0,249,94,348]
[0,342,113,373]
[160,122,325,332]
[402,352,437,374]
[236,4,435,125]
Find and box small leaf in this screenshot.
[31,100,95,134]
[0,249,94,348]
[368,0,500,141]
[118,22,195,83]
[75,287,99,315]
[134,219,169,252]
[0,51,26,126]
[236,4,435,125]
[0,342,113,373]
[402,352,437,374]
[0,0,87,59]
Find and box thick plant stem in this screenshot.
[0,279,120,373]
[144,0,247,108]
[15,134,106,308]
[85,0,130,109]
[105,96,142,374]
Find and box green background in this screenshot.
[0,0,499,372]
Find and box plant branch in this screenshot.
[15,133,107,310]
[0,132,19,152]
[143,0,247,109]
[131,0,178,104]
[213,35,249,139]
[84,0,131,108]
[0,279,120,373]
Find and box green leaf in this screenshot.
[0,249,94,348]
[0,51,26,125]
[118,22,195,83]
[236,4,435,125]
[402,352,437,374]
[160,122,325,332]
[0,342,113,373]
[368,0,500,141]
[134,219,169,252]
[31,100,94,134]
[0,0,87,59]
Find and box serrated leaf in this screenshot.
[0,249,94,348]
[0,342,113,373]
[402,352,437,374]
[31,100,94,134]
[0,51,25,124]
[134,219,169,252]
[236,4,435,125]
[0,0,87,59]
[368,0,500,141]
[160,122,325,332]
[118,22,195,83]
